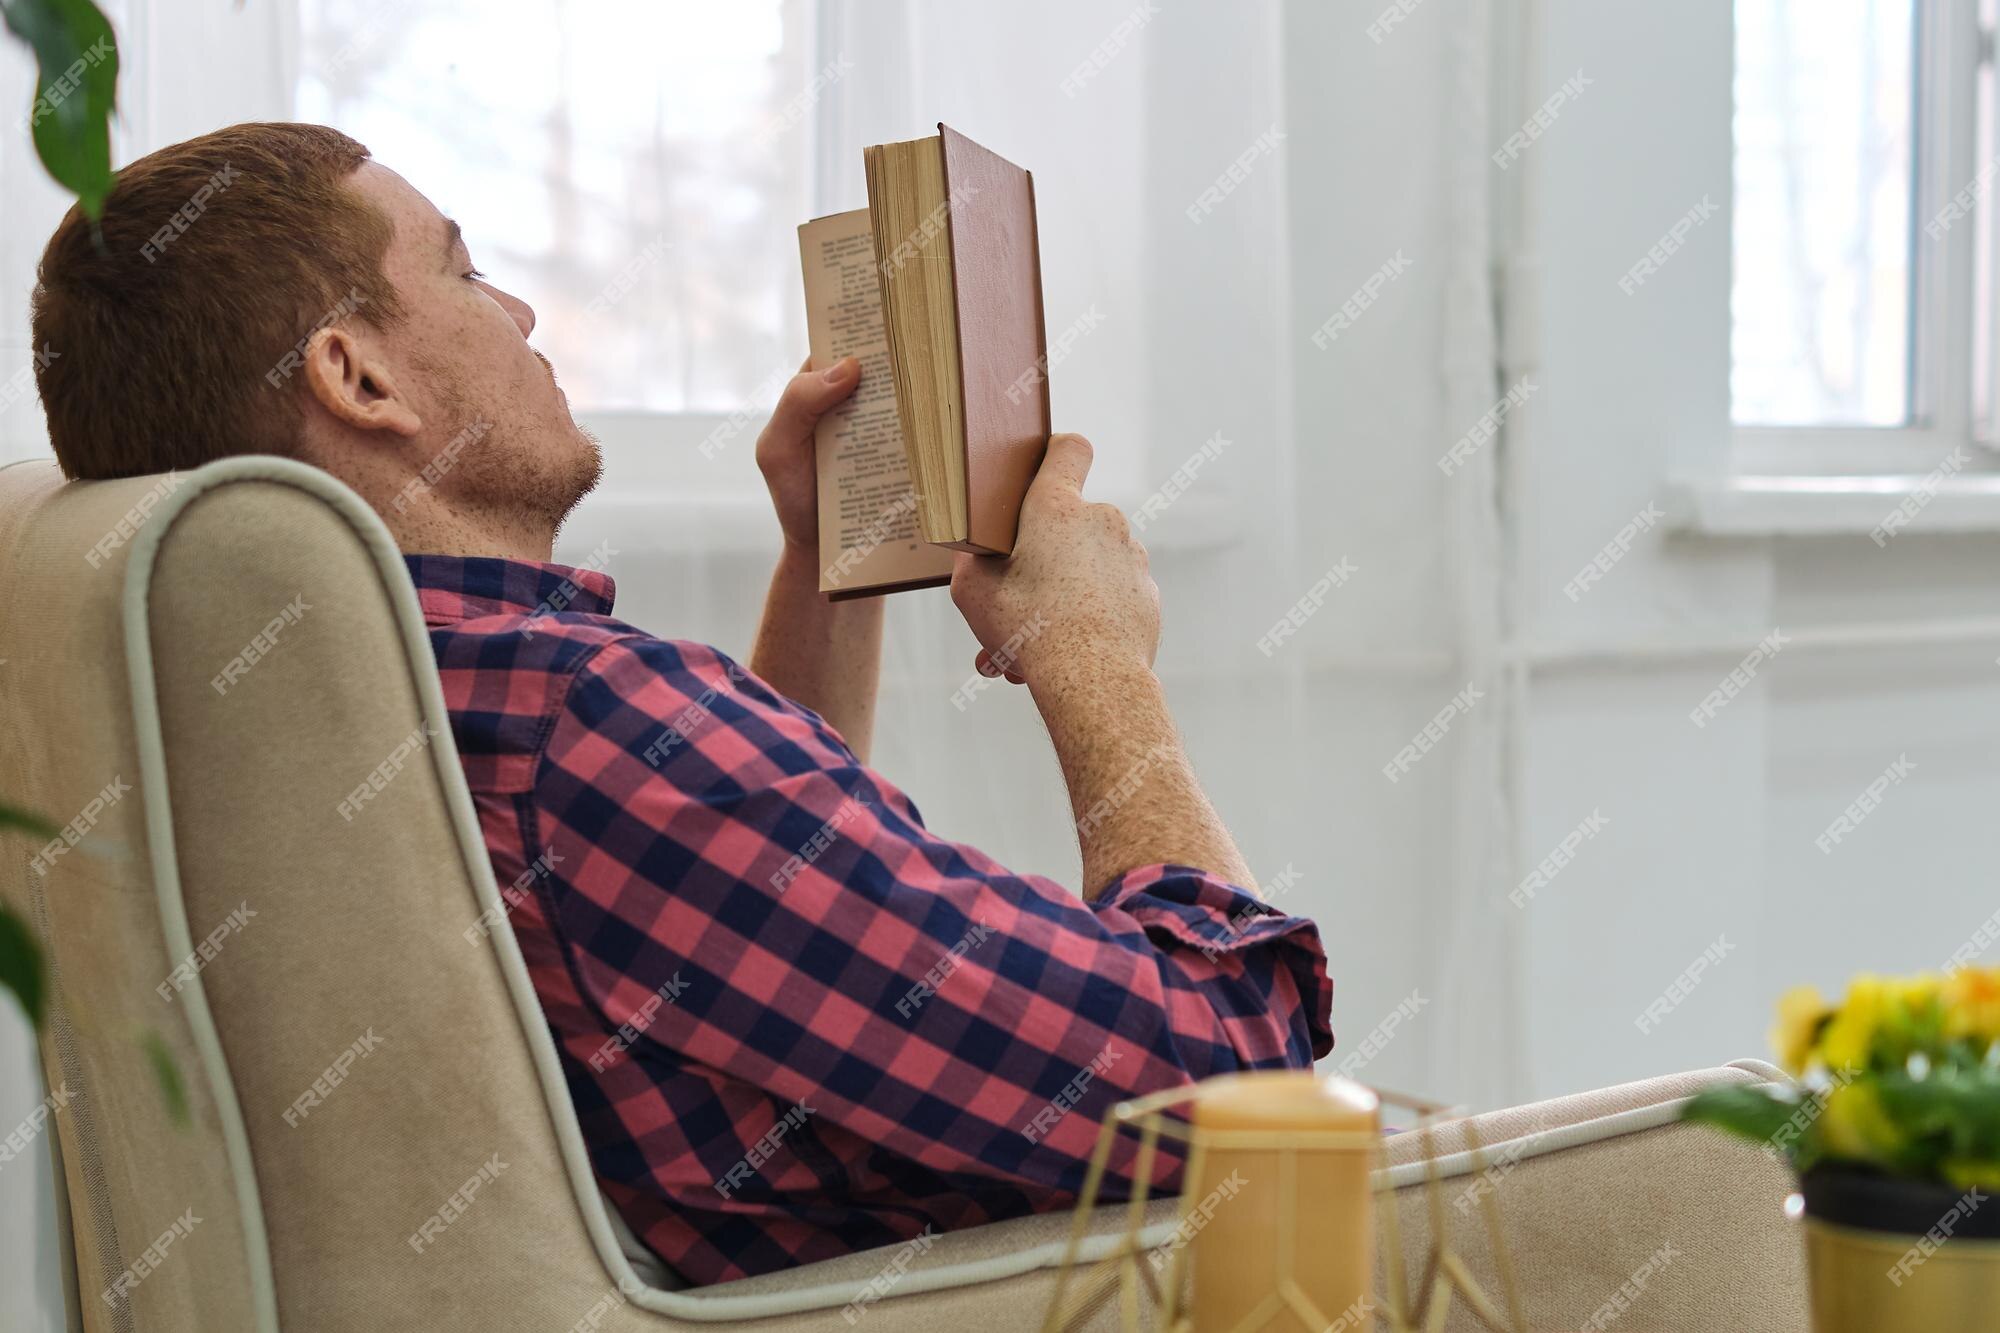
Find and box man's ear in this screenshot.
[301,326,424,438]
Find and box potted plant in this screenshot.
[1684,969,2000,1330]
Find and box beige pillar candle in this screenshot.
[1185,1070,1379,1332]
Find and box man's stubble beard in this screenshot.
[425,350,603,539]
[528,348,603,535]
[496,416,603,539]
[553,422,605,540]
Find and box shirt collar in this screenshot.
[404,554,617,626]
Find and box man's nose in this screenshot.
[488,283,535,337]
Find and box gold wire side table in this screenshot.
[1039,1077,1528,1333]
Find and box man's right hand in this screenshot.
[949,433,1252,893]
[949,433,1161,689]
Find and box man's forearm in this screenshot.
[750,544,885,762]
[1030,652,1256,896]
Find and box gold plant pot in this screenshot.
[1805,1218,2000,1331]
[1800,1167,2000,1332]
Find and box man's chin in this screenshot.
[572,422,604,498]
[548,424,605,533]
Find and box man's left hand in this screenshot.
[755,355,861,555]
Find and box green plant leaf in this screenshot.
[0,804,57,1027]
[0,802,59,840]
[1682,1084,1804,1157]
[1875,1067,2000,1173]
[139,1029,189,1127]
[2,0,119,219]
[0,904,46,1026]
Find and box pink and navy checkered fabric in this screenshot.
[407,554,1333,1285]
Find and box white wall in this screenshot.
[1509,0,2000,1101]
[1507,0,1767,1098]
[1273,0,1522,1109]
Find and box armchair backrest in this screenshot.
[0,456,652,1331]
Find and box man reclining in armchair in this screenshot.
[29,121,1333,1285]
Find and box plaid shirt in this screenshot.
[408,554,1333,1286]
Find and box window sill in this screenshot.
[564,493,781,559]
[1662,473,2000,538]
[562,490,1246,560]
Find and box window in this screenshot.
[291,0,1196,510]
[1973,0,2000,433]
[297,0,811,419]
[1731,0,1993,472]
[1731,0,1915,426]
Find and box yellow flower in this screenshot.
[1891,974,1941,1017]
[1818,1080,1904,1168]
[1877,973,1945,1064]
[1942,967,2000,1049]
[1819,975,1889,1074]
[1771,985,1831,1075]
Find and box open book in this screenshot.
[798,125,1051,599]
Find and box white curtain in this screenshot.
[0,2,1512,1324]
[710,0,1519,1113]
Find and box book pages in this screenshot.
[798,209,955,597]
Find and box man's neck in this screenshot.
[350,475,558,562]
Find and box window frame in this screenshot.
[1730,0,1997,478]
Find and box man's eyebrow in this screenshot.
[441,217,464,263]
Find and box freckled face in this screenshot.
[349,161,600,529]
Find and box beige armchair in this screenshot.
[0,455,1808,1330]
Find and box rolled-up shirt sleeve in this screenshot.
[1090,864,1333,1069]
[534,634,1335,1202]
